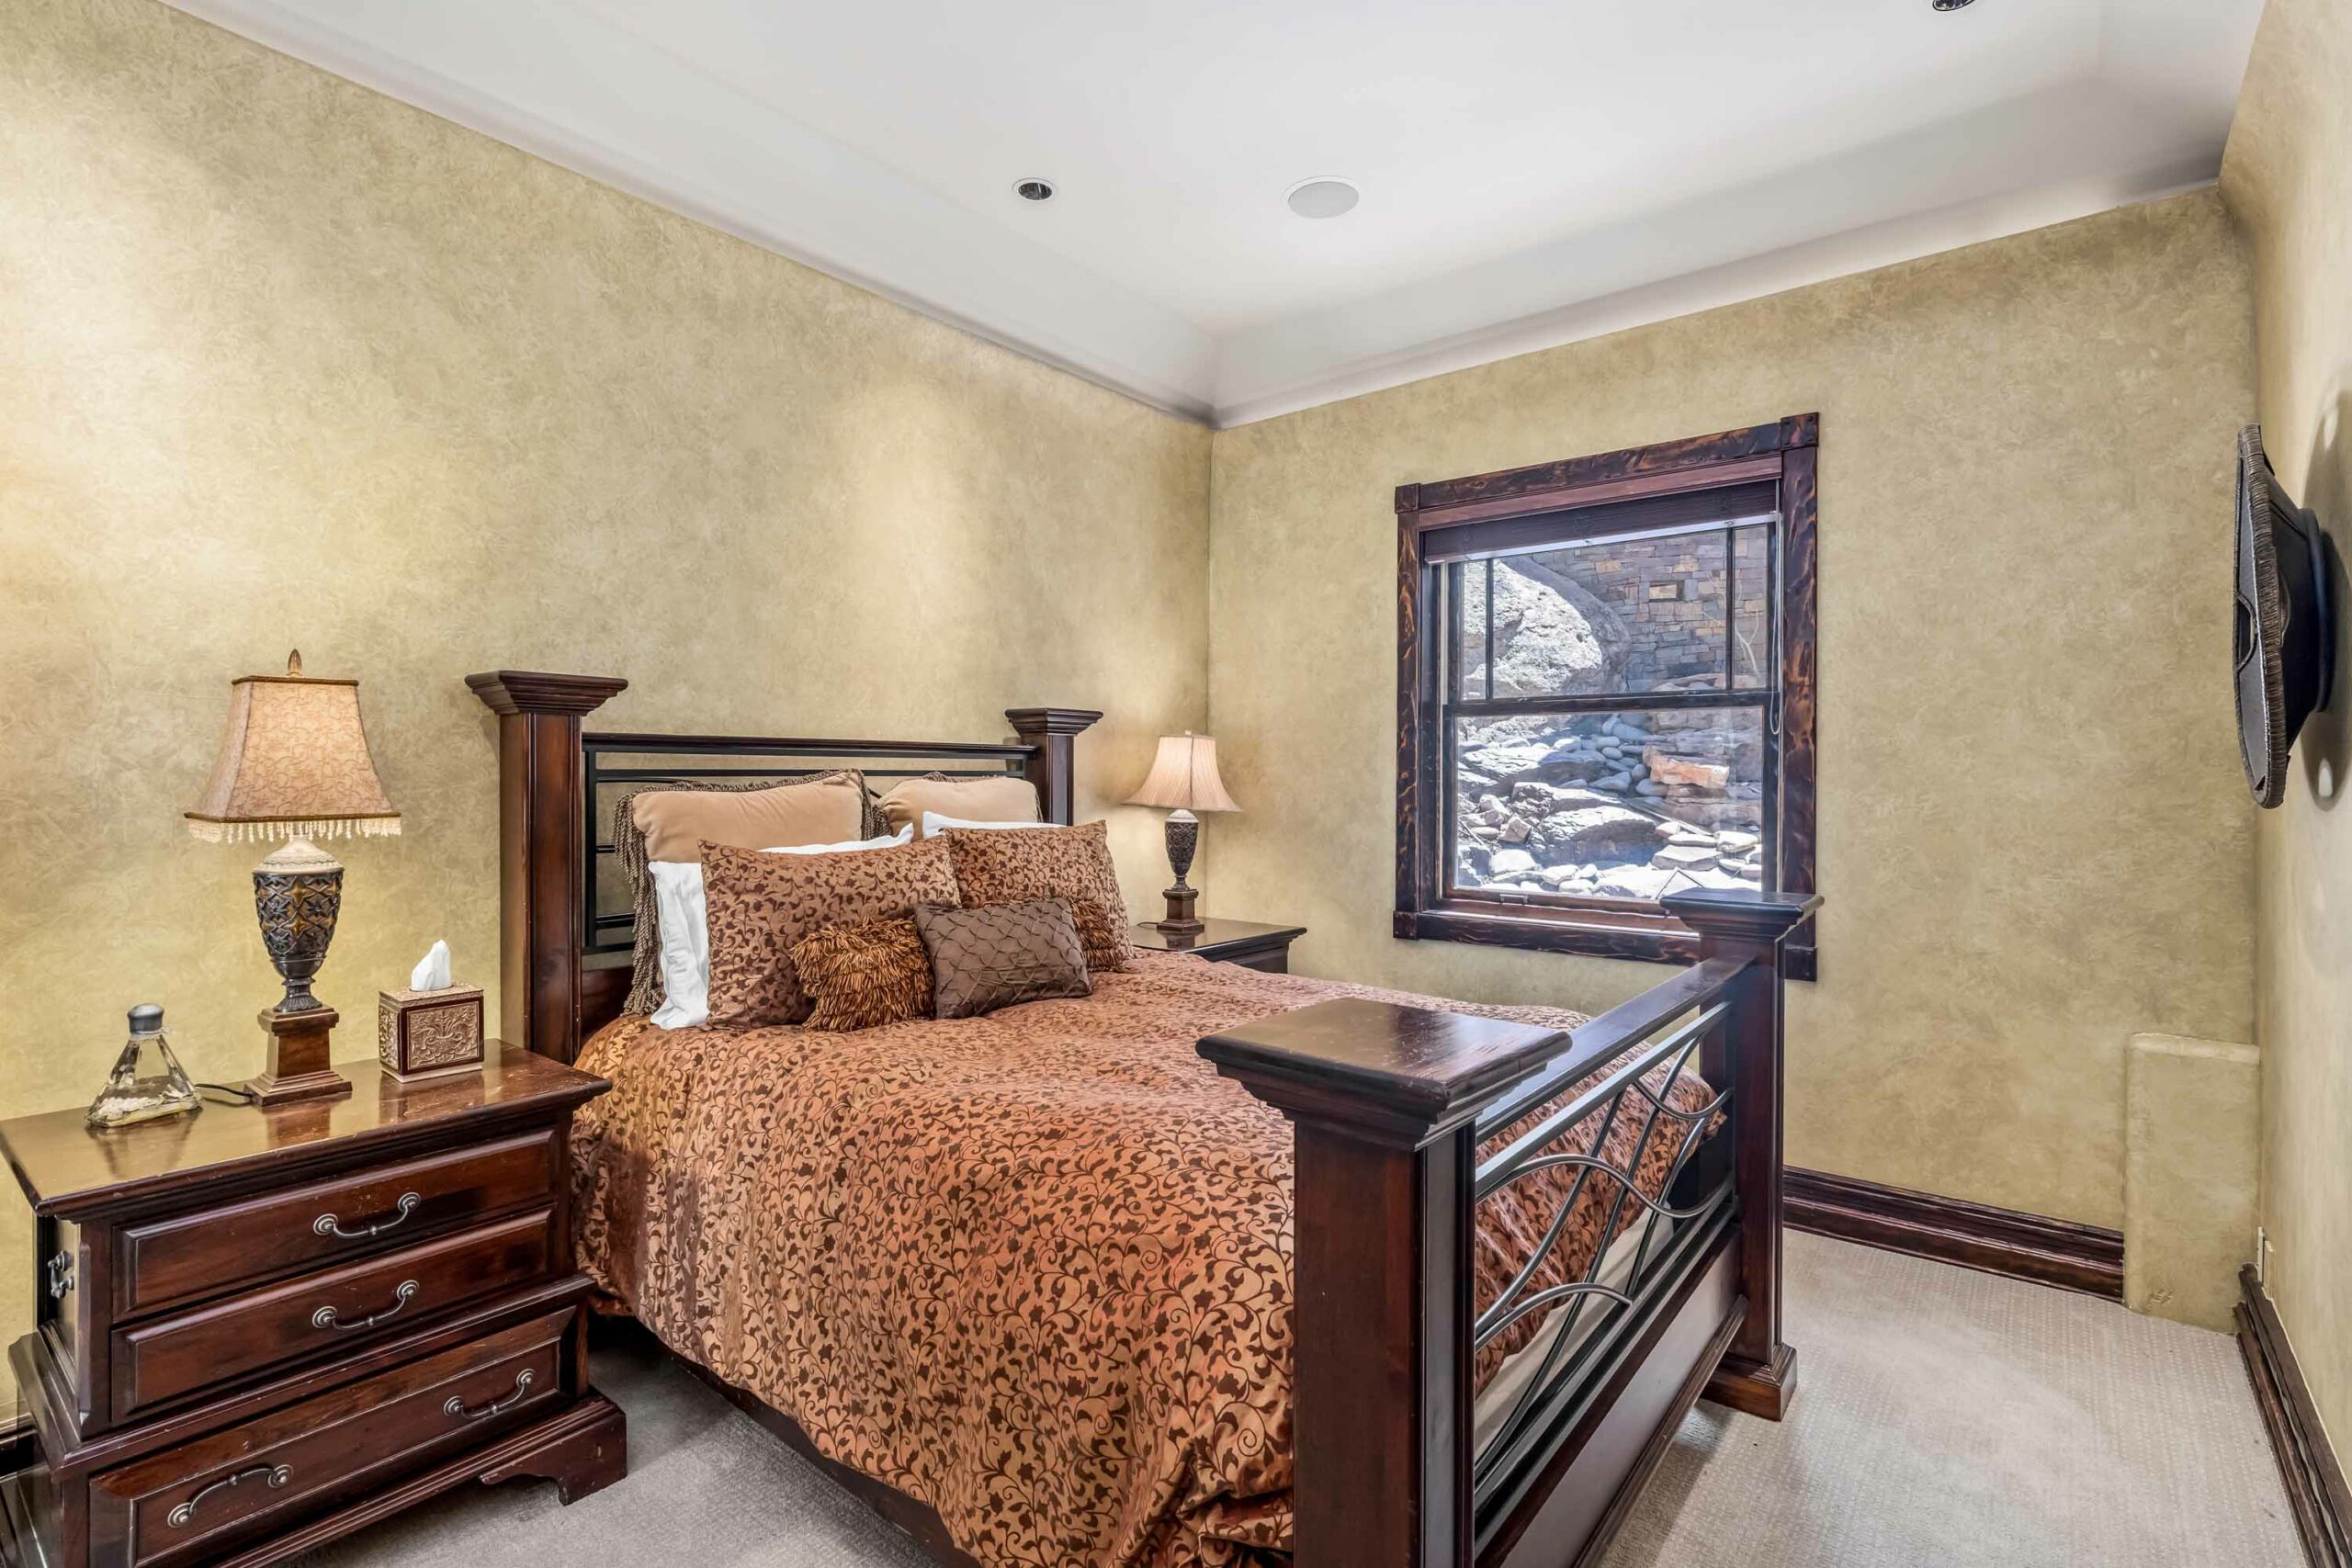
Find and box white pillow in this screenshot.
[920,811,1054,839]
[649,828,911,1030]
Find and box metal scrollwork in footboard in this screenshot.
[1468,996,1739,1541]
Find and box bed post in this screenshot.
[466,671,628,1063]
[1006,707,1102,825]
[1662,887,1818,1419]
[1202,886,1817,1568]
[1202,1005,1555,1568]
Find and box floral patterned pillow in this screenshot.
[941,821,1132,973]
[703,837,959,1027]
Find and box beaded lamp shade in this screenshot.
[184,651,401,843]
[184,651,401,1107]
[1125,734,1239,934]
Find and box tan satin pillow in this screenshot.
[877,773,1041,838]
[633,773,868,864]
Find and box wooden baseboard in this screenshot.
[2240,1266,2351,1568]
[1783,1168,2124,1301]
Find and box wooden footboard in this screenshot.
[1200,887,1816,1568]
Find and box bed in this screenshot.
[467,671,1817,1568]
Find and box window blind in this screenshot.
[1421,478,1780,565]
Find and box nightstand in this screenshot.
[1130,919,1306,974]
[0,1045,625,1568]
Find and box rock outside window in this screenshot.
[1394,417,1819,977]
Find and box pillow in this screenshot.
[616,772,885,1016]
[649,829,911,1031]
[914,899,1091,1019]
[942,820,1133,973]
[877,773,1041,839]
[922,811,1051,839]
[792,916,933,1032]
[703,836,961,1027]
[633,773,870,864]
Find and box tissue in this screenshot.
[410,940,453,992]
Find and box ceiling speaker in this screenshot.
[2234,424,2335,807]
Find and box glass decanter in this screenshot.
[86,1004,201,1128]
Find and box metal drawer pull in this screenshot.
[312,1190,420,1241]
[311,1279,417,1331]
[167,1463,291,1528]
[444,1368,535,1422]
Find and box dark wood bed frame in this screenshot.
[468,670,1817,1568]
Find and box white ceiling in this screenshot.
[175,0,2263,425]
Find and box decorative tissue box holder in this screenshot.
[376,985,485,1081]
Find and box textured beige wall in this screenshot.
[0,0,1209,1358]
[2223,0,2352,1459]
[2123,1033,2260,1333]
[1208,192,2256,1233]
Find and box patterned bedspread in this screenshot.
[571,950,1707,1568]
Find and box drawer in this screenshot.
[116,1130,559,1318]
[88,1306,573,1568]
[112,1210,554,1421]
[1221,946,1290,973]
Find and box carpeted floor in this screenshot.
[291,1233,2301,1567]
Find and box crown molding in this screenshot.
[168,0,1219,423]
[1210,80,2225,426]
[170,2,2237,433]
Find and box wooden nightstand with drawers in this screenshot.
[0,1046,625,1567]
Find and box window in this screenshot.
[1395,416,1818,976]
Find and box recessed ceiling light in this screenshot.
[1286,177,1360,220]
[1013,177,1056,202]
[1931,0,1975,10]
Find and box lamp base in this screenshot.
[1151,885,1204,936]
[249,1006,353,1107]
[254,838,344,1015]
[1148,810,1206,934]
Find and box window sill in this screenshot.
[1394,904,1815,979]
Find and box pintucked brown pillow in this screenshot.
[914,899,1091,1019]
[941,820,1132,972]
[703,836,960,1027]
[876,773,1042,838]
[792,917,933,1032]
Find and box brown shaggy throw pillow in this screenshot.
[792,917,933,1032]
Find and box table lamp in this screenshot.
[185,651,401,1105]
[1124,733,1239,935]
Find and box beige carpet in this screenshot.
[294,1233,2300,1566]
[1597,1231,2301,1567]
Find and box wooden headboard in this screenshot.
[466,671,1102,1063]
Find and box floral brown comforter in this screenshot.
[571,950,1707,1568]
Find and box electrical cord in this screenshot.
[196,1081,259,1106]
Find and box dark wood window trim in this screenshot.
[1395,414,1819,979]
